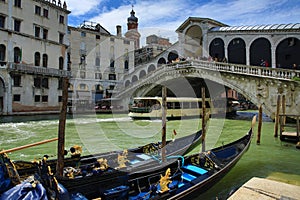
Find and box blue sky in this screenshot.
[64,0,300,46]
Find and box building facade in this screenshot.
[134,35,172,65]
[0,0,70,115]
[176,17,300,69]
[67,21,135,110]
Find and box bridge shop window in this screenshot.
[12,74,21,86]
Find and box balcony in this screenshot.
[7,63,71,77]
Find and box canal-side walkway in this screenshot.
[228,177,300,200]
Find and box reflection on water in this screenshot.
[228,111,273,122]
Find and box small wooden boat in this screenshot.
[57,128,253,199]
[14,130,202,178]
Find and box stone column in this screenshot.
[271,46,276,68]
[245,43,250,66]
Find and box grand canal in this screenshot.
[1,112,299,199]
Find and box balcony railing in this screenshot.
[7,63,71,77]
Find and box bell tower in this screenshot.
[125,6,141,49]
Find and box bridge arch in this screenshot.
[139,70,146,79]
[132,75,138,83]
[148,64,156,73]
[276,37,300,69]
[228,38,246,64]
[125,80,130,87]
[209,38,225,61]
[184,25,203,58]
[250,37,271,66]
[158,57,167,67]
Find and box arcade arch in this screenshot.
[209,38,225,61]
[132,75,138,83]
[157,57,166,67]
[184,25,203,58]
[228,38,246,64]
[168,50,179,63]
[139,70,146,79]
[250,38,271,66]
[148,64,156,73]
[276,37,300,69]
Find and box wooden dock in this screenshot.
[228,177,300,200]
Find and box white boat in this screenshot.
[128,97,213,119]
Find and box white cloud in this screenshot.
[65,0,101,16]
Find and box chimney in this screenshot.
[116,25,122,37]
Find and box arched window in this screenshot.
[34,52,40,66]
[0,44,5,62]
[124,60,129,70]
[110,59,114,68]
[95,57,100,66]
[42,54,48,68]
[59,56,64,70]
[14,47,21,63]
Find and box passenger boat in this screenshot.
[128,97,237,119]
[58,126,253,199]
[13,130,202,178]
[128,97,213,119]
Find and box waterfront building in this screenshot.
[135,35,172,65]
[0,0,70,115]
[67,21,135,110]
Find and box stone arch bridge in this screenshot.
[115,59,300,119]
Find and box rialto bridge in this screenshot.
[112,17,300,119]
[114,59,300,119]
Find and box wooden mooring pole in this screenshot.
[282,95,286,128]
[274,95,281,138]
[257,105,262,145]
[201,87,206,152]
[161,86,167,162]
[56,77,69,177]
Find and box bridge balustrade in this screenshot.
[7,62,71,77]
[117,59,300,97]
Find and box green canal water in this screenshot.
[0,112,299,199]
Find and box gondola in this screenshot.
[13,130,202,178]
[57,127,253,199]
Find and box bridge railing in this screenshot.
[188,59,300,80]
[116,59,300,97]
